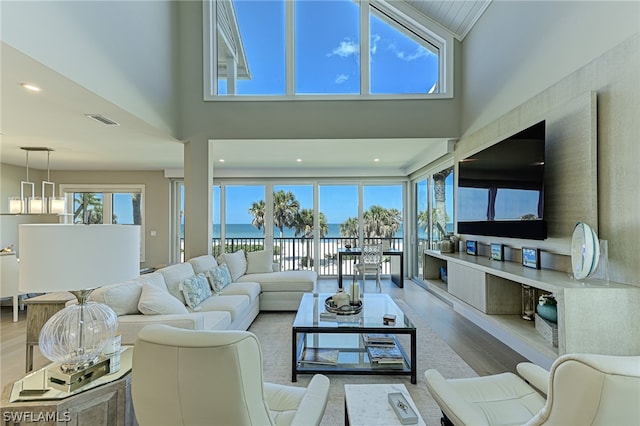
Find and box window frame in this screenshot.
[59,183,146,262]
[203,0,454,101]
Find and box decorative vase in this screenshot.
[537,303,558,323]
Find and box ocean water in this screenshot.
[181,223,452,238]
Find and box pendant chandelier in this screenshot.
[8,147,66,214]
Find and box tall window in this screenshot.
[205,0,452,99]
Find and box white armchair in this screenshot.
[425,353,640,426]
[1,253,23,322]
[132,324,330,426]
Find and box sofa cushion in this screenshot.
[206,265,233,293]
[188,255,218,274]
[237,270,316,292]
[89,279,143,316]
[218,250,247,281]
[246,249,274,274]
[138,284,189,315]
[196,294,251,322]
[180,273,213,309]
[219,281,262,304]
[158,263,196,305]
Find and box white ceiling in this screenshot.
[0,1,489,175]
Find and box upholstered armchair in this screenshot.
[425,353,640,426]
[132,324,330,426]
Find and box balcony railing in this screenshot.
[203,237,403,277]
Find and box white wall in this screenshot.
[462,1,640,135]
[0,0,179,136]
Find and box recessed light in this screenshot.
[21,83,41,92]
[373,158,380,162]
[296,158,302,162]
[218,159,225,162]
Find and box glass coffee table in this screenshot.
[292,293,417,384]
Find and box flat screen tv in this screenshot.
[457,120,547,240]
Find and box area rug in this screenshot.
[248,299,477,426]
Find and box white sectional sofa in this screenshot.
[89,249,316,344]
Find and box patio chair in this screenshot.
[353,243,383,293]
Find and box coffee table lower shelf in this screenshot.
[292,331,417,384]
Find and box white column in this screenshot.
[183,138,214,259]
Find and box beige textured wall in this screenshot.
[457,35,639,286]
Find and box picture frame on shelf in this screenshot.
[522,247,541,269]
[490,243,504,261]
[466,240,477,256]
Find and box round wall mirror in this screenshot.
[571,222,600,280]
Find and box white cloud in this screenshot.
[329,39,359,57]
[396,46,431,62]
[370,34,381,55]
[335,74,349,84]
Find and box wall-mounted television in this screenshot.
[457,120,547,240]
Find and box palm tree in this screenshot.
[339,217,359,239]
[293,209,328,268]
[433,167,453,240]
[73,193,103,224]
[273,190,300,238]
[363,205,402,238]
[132,193,142,225]
[248,200,266,233]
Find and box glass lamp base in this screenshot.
[38,291,118,374]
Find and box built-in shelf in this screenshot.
[424,250,640,369]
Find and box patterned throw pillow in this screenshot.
[206,265,232,293]
[180,273,213,309]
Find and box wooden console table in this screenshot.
[24,292,75,372]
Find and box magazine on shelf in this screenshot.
[299,348,339,365]
[366,344,404,363]
[362,333,396,346]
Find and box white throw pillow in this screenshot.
[89,280,143,316]
[246,249,274,274]
[138,283,188,315]
[221,250,247,281]
[180,273,212,309]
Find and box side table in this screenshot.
[24,292,75,372]
[1,348,137,425]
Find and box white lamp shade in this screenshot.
[19,224,140,293]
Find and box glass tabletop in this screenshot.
[293,293,414,330]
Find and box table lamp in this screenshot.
[18,224,140,379]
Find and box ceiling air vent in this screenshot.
[85,114,120,126]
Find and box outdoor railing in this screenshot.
[204,237,403,277]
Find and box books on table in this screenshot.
[362,333,396,346]
[299,348,339,365]
[366,344,404,364]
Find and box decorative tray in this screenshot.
[324,297,363,315]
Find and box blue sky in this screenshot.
[215,184,404,224]
[219,0,438,95]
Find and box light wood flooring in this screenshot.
[0,278,527,392]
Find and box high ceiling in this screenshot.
[0,1,490,175]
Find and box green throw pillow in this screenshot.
[206,265,232,293]
[180,273,212,309]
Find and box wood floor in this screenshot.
[0,278,527,392]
